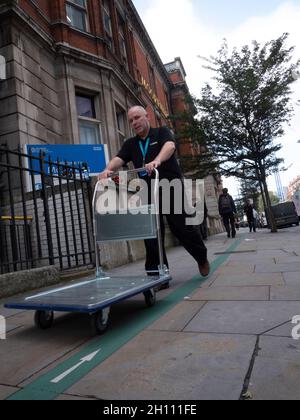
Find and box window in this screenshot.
[66,0,88,32]
[79,121,101,144]
[103,0,113,50]
[118,14,128,67]
[115,104,127,147]
[76,94,102,144]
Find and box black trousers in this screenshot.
[247,218,256,232]
[222,213,236,236]
[144,212,208,274]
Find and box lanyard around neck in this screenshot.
[139,137,150,166]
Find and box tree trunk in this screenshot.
[258,178,267,213]
[261,176,277,233]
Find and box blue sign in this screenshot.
[25,144,108,191]
[25,144,108,176]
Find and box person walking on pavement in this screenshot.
[244,199,257,233]
[218,188,237,238]
[98,106,210,278]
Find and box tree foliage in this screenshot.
[196,33,299,178]
[176,33,300,231]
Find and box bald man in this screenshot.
[99,106,210,279]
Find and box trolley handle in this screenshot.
[92,168,159,211]
[108,167,159,178]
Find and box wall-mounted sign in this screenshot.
[24,144,109,191]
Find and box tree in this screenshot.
[186,33,300,232]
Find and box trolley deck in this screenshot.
[4,275,170,313]
[5,168,172,334]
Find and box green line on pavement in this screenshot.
[8,238,242,400]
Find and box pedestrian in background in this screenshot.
[244,199,257,233]
[218,188,237,238]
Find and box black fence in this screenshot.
[0,145,95,274]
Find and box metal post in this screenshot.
[153,169,166,276]
[39,153,55,266]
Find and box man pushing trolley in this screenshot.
[98,106,210,280]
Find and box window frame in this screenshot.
[115,103,127,148]
[76,93,103,145]
[103,0,114,51]
[66,0,89,33]
[117,13,128,67]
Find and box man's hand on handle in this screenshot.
[145,160,161,174]
[98,169,113,181]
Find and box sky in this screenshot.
[133,0,300,197]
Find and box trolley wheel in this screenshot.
[34,310,54,330]
[144,289,156,307]
[90,308,110,335]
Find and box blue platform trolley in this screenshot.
[4,168,171,334]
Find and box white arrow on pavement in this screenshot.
[51,350,101,384]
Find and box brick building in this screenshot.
[0,0,175,155]
[0,0,223,236]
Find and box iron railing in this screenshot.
[0,145,94,274]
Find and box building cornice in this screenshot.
[55,43,141,104]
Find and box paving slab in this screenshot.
[248,336,300,400]
[225,262,256,269]
[147,301,206,332]
[283,272,300,286]
[184,301,300,335]
[214,266,254,275]
[263,322,294,338]
[0,312,94,386]
[0,385,20,399]
[255,263,300,273]
[275,257,300,264]
[271,286,300,301]
[65,331,256,401]
[190,286,269,301]
[251,250,295,257]
[211,273,284,287]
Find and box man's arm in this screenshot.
[98,157,124,180]
[145,141,176,172]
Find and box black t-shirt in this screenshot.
[116,126,182,180]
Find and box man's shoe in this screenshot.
[198,260,210,277]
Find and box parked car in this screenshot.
[268,201,300,228]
